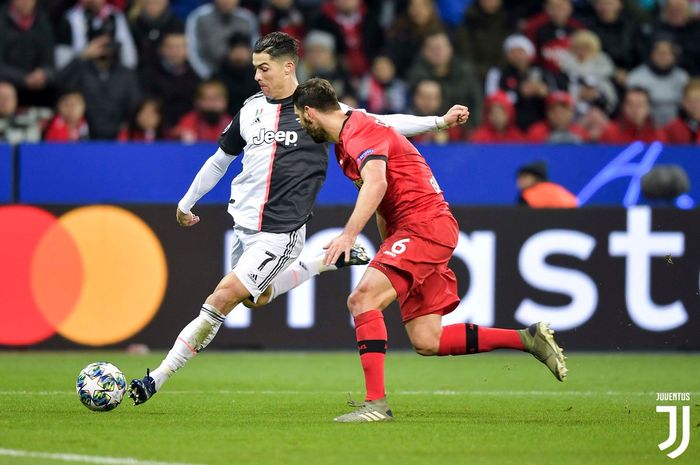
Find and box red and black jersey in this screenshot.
[335,111,451,232]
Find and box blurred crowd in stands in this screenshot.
[1,0,699,145]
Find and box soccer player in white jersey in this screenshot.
[128,32,469,405]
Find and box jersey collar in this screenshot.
[266,95,293,104]
[338,110,353,142]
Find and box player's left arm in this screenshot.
[324,159,388,266]
[342,103,469,137]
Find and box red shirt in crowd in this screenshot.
[43,116,89,142]
[171,111,232,142]
[471,125,526,143]
[599,118,666,144]
[117,128,159,143]
[470,92,526,143]
[664,117,700,144]
[320,1,370,77]
[526,120,588,142]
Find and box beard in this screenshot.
[305,124,328,143]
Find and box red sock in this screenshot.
[354,310,387,401]
[438,324,524,356]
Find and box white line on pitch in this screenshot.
[1,390,698,397]
[0,448,206,465]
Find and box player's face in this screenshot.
[295,106,329,143]
[252,52,292,99]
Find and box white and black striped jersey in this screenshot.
[179,91,448,233]
[218,92,327,233]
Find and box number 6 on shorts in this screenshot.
[391,239,410,255]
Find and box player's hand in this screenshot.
[176,208,200,227]
[443,105,470,128]
[323,232,356,266]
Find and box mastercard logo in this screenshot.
[0,205,167,346]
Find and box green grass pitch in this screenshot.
[0,351,698,465]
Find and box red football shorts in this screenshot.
[369,213,460,323]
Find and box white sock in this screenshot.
[150,303,225,391]
[268,255,335,301]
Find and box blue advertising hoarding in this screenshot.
[16,142,700,206]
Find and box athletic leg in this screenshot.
[334,267,397,423]
[129,272,252,404]
[243,244,371,308]
[404,316,525,356]
[152,271,251,386]
[130,227,304,404]
[406,318,566,380]
[347,267,396,400]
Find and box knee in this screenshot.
[243,288,271,309]
[347,287,371,317]
[410,331,440,356]
[208,286,245,314]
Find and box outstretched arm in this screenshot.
[341,103,470,137]
[176,148,237,226]
[324,160,388,265]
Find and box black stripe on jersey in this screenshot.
[359,154,388,172]
[258,229,298,290]
[259,98,329,233]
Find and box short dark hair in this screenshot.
[293,78,341,113]
[253,32,299,65]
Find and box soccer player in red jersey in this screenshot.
[293,78,568,422]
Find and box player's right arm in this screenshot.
[339,103,469,137]
[176,112,245,226]
[325,160,388,266]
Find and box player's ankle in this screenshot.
[316,255,336,273]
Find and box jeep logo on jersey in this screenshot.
[252,129,298,146]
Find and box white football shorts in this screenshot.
[229,224,305,302]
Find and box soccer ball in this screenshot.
[76,362,127,412]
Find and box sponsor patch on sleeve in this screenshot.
[358,148,374,161]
